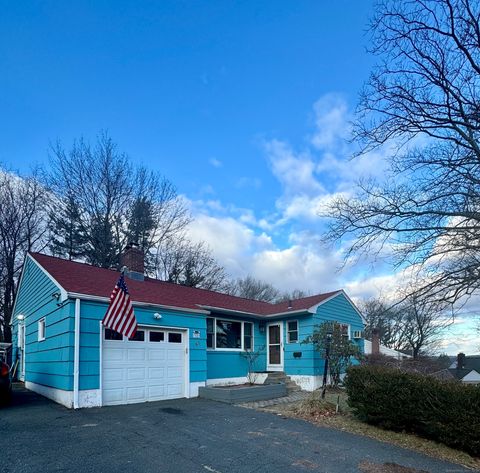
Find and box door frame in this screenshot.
[266,322,284,371]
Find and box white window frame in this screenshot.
[206,317,254,352]
[38,318,46,341]
[339,323,351,340]
[243,321,254,352]
[286,320,299,343]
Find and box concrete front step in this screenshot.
[264,371,302,393]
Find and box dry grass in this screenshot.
[263,390,480,471]
[358,461,429,473]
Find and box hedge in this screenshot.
[344,365,480,456]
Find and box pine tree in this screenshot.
[49,195,87,260]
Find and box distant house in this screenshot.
[10,248,365,408]
[364,340,412,360]
[448,353,480,384]
[364,329,412,360]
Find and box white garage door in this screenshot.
[102,326,187,406]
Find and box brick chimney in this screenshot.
[120,242,144,281]
[457,352,466,370]
[371,328,380,355]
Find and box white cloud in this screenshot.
[209,157,223,168]
[310,94,350,150]
[265,139,324,197]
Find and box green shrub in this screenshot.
[345,365,480,456]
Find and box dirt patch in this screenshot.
[358,461,429,473]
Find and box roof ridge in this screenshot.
[30,252,120,273]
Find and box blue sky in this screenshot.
[1,1,477,354]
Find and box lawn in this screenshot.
[263,389,480,471]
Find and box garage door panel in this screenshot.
[148,349,166,361]
[127,367,146,381]
[103,389,124,404]
[167,367,183,378]
[148,385,166,398]
[167,350,183,361]
[104,347,125,361]
[127,349,146,361]
[126,386,146,402]
[148,367,165,379]
[167,384,183,396]
[103,368,124,383]
[102,329,186,406]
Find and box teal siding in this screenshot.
[283,315,316,376]
[12,257,74,390]
[206,316,267,380]
[79,301,208,390]
[311,292,364,375]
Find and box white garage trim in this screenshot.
[99,323,190,406]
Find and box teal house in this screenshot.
[11,248,364,408]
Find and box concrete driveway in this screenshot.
[0,385,472,473]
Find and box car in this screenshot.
[0,361,12,404]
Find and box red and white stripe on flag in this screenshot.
[102,273,137,339]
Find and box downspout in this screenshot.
[73,298,80,409]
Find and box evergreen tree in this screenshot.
[49,194,87,260]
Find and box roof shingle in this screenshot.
[30,253,342,317]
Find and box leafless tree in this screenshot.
[276,289,310,302]
[360,297,408,350]
[154,236,229,291]
[226,275,281,302]
[47,132,190,268]
[0,169,50,342]
[325,0,480,309]
[399,294,450,358]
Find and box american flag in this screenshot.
[102,272,137,339]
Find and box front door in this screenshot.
[267,323,283,371]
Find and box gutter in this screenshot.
[73,298,80,409]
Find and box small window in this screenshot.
[128,330,145,342]
[104,328,123,341]
[149,331,164,342]
[244,322,253,351]
[207,317,215,349]
[287,320,298,343]
[168,333,182,343]
[38,318,46,341]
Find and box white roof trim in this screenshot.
[197,305,310,319]
[67,292,210,315]
[11,254,68,324]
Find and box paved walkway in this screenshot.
[238,390,311,408]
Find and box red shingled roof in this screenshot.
[30,253,342,317]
